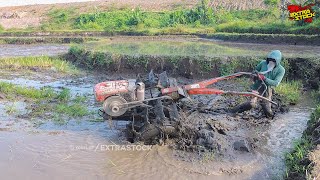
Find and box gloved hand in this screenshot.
[252,70,259,75]
[257,73,266,80]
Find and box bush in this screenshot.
[75,10,130,30]
[230,9,272,21]
[275,81,302,105]
[264,0,279,7]
[35,0,319,35]
[41,9,75,30]
[169,2,214,25]
[74,0,215,30]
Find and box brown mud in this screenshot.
[0,68,312,180]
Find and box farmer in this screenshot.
[231,50,285,117]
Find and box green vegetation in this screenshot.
[65,43,319,85]
[75,0,319,35]
[0,56,80,74]
[0,37,94,44]
[68,6,319,35]
[205,32,320,46]
[311,89,320,102]
[200,151,216,163]
[275,81,302,105]
[41,9,76,31]
[56,103,89,117]
[285,104,320,179]
[56,88,71,102]
[286,58,320,89]
[285,138,313,178]
[67,39,262,73]
[0,81,55,100]
[215,19,319,35]
[0,81,90,120]
[285,57,320,178]
[65,44,262,74]
[52,114,67,125]
[53,88,90,117]
[56,0,215,31]
[86,40,251,56]
[1,0,317,35]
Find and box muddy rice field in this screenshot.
[0,38,317,180]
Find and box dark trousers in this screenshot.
[232,87,273,117]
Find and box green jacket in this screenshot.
[251,50,285,90]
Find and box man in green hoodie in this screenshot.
[232,50,285,117]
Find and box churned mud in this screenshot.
[0,67,312,180]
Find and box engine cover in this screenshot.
[94,79,136,102]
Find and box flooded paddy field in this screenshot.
[0,37,318,180]
[0,44,69,57]
[1,35,320,58]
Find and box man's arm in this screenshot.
[255,61,264,71]
[265,67,285,87]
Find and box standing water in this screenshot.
[248,105,312,179]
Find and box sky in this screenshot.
[0,0,96,7]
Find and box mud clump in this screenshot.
[174,113,229,154]
[168,90,288,158]
[233,140,250,152]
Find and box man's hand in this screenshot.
[252,70,259,74]
[258,73,266,80]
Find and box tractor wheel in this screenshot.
[125,124,135,143]
[138,124,160,141]
[103,96,127,117]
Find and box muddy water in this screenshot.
[0,77,94,95]
[0,74,312,180]
[0,44,69,57]
[247,105,312,179]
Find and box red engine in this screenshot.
[94,79,135,102]
[94,79,147,117]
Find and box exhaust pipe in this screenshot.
[136,82,145,101]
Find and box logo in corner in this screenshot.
[287,3,316,23]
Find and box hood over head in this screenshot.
[267,50,282,66]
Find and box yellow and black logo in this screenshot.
[287,4,316,23]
